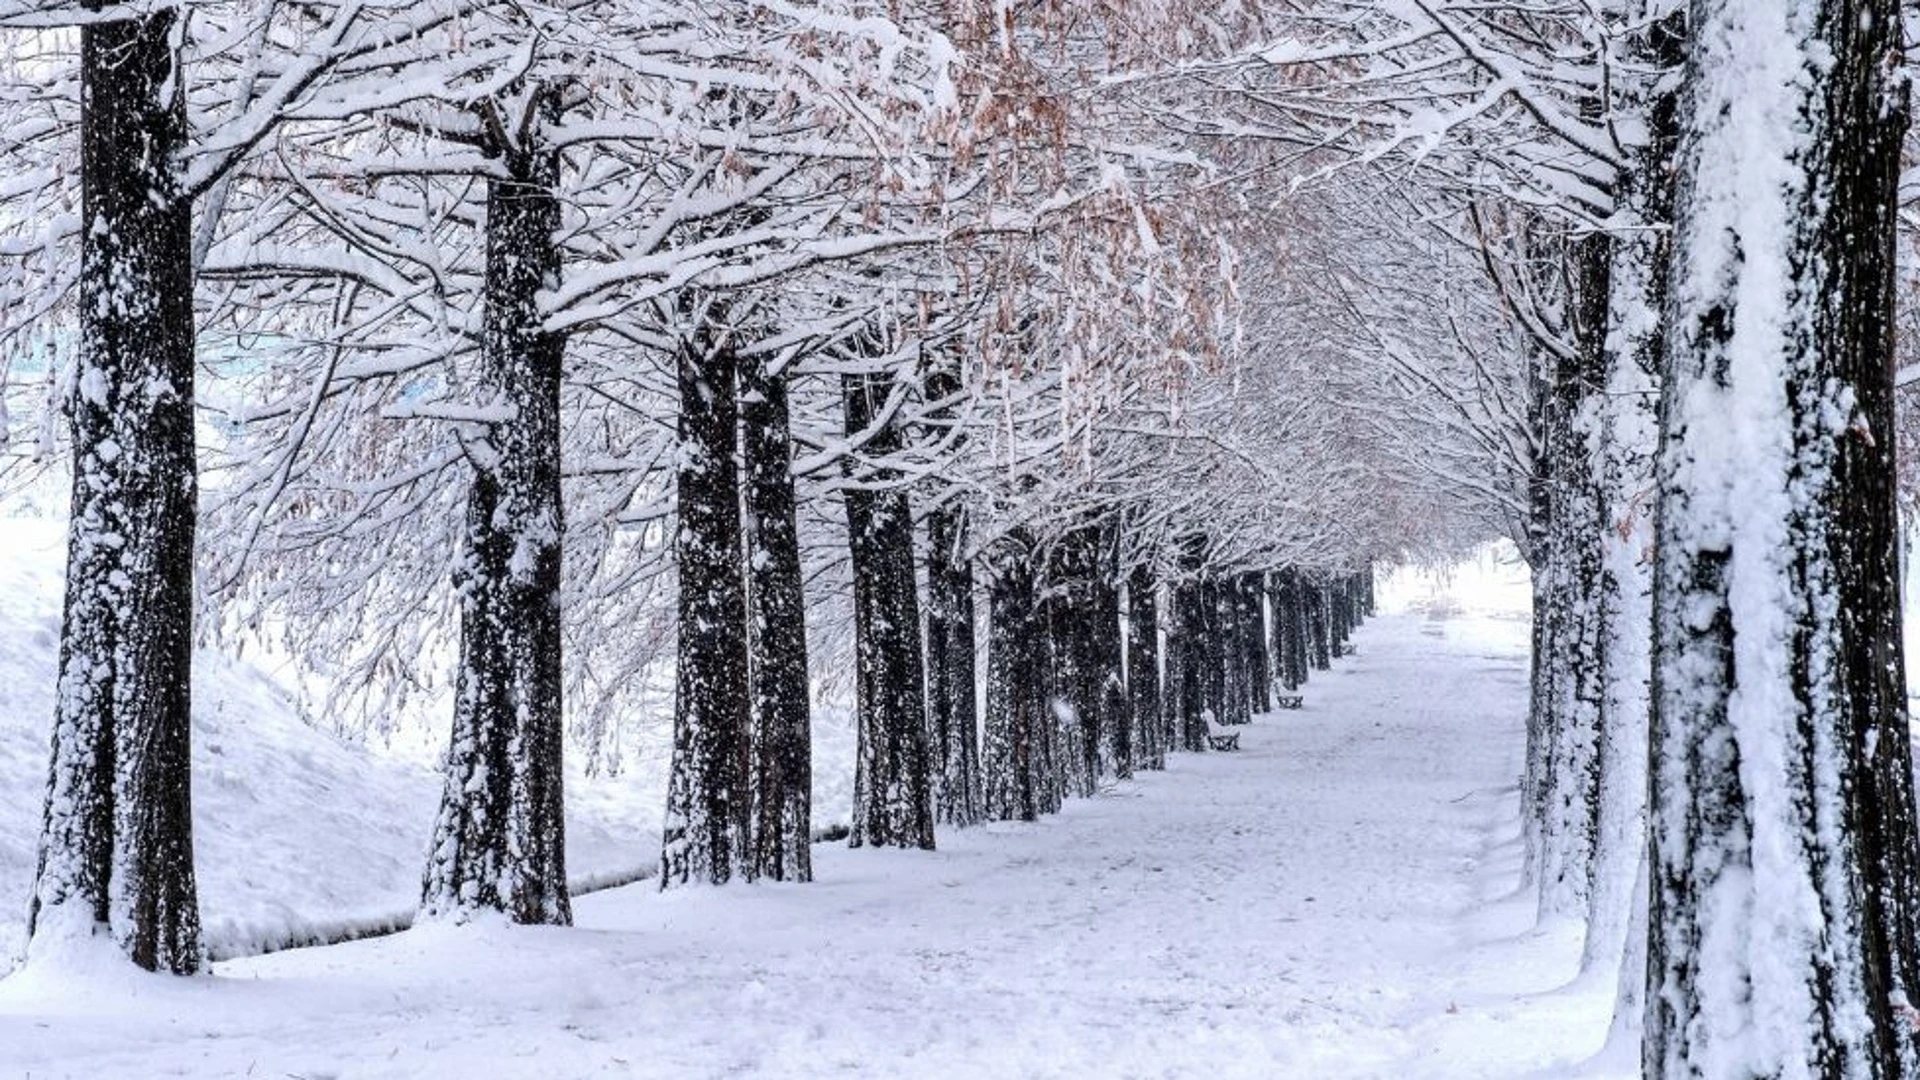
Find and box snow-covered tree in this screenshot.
[2,0,492,973]
[1644,0,1920,1071]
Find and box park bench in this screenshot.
[1274,693,1303,710]
[1205,713,1241,752]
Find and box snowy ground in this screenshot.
[0,511,866,972]
[0,602,1629,1079]
[0,518,664,971]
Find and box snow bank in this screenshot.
[0,503,863,973]
[0,518,662,972]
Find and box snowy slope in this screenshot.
[1,609,1627,1079]
[0,518,662,972]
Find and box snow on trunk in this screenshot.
[1579,223,1658,982]
[984,533,1046,822]
[1644,0,1920,1073]
[841,368,935,851]
[1247,573,1272,715]
[1580,0,1684,1000]
[922,352,982,828]
[421,118,571,926]
[29,11,203,974]
[659,304,754,887]
[1169,538,1210,753]
[1126,565,1166,772]
[1536,224,1610,925]
[925,498,982,826]
[741,353,813,882]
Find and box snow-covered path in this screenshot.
[0,611,1617,1079]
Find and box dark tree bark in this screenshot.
[1328,577,1352,658]
[741,353,812,882]
[1266,571,1285,691]
[841,369,935,849]
[1581,7,1684,1022]
[1272,568,1308,692]
[1216,577,1250,725]
[1092,543,1129,780]
[1169,538,1209,752]
[1535,219,1610,921]
[924,500,981,828]
[920,345,980,828]
[1246,573,1272,714]
[1198,576,1229,723]
[1645,0,1920,1071]
[1516,212,1609,920]
[1045,525,1106,797]
[1165,581,1203,753]
[1126,565,1165,772]
[422,104,571,926]
[661,308,753,886]
[1827,22,1920,1064]
[29,9,201,972]
[1306,579,1332,672]
[1033,626,1066,815]
[984,534,1046,821]
[1521,335,1558,891]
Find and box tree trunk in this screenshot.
[1033,624,1066,816]
[1248,573,1272,714]
[925,499,981,828]
[661,308,753,886]
[1522,376,1557,893]
[1093,547,1129,780]
[842,369,935,849]
[1126,565,1164,772]
[921,345,980,828]
[984,534,1045,821]
[741,353,812,882]
[1264,572,1286,692]
[1535,220,1611,924]
[1169,580,1207,752]
[1171,538,1209,752]
[1218,577,1250,725]
[1327,577,1350,659]
[1199,576,1229,723]
[1307,580,1332,672]
[29,9,201,972]
[1581,3,1683,999]
[1273,568,1307,692]
[422,117,571,926]
[1645,0,1920,1071]
[1045,526,1103,798]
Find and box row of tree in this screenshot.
[1237,0,1920,1072]
[44,11,1909,1075]
[0,1,1416,975]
